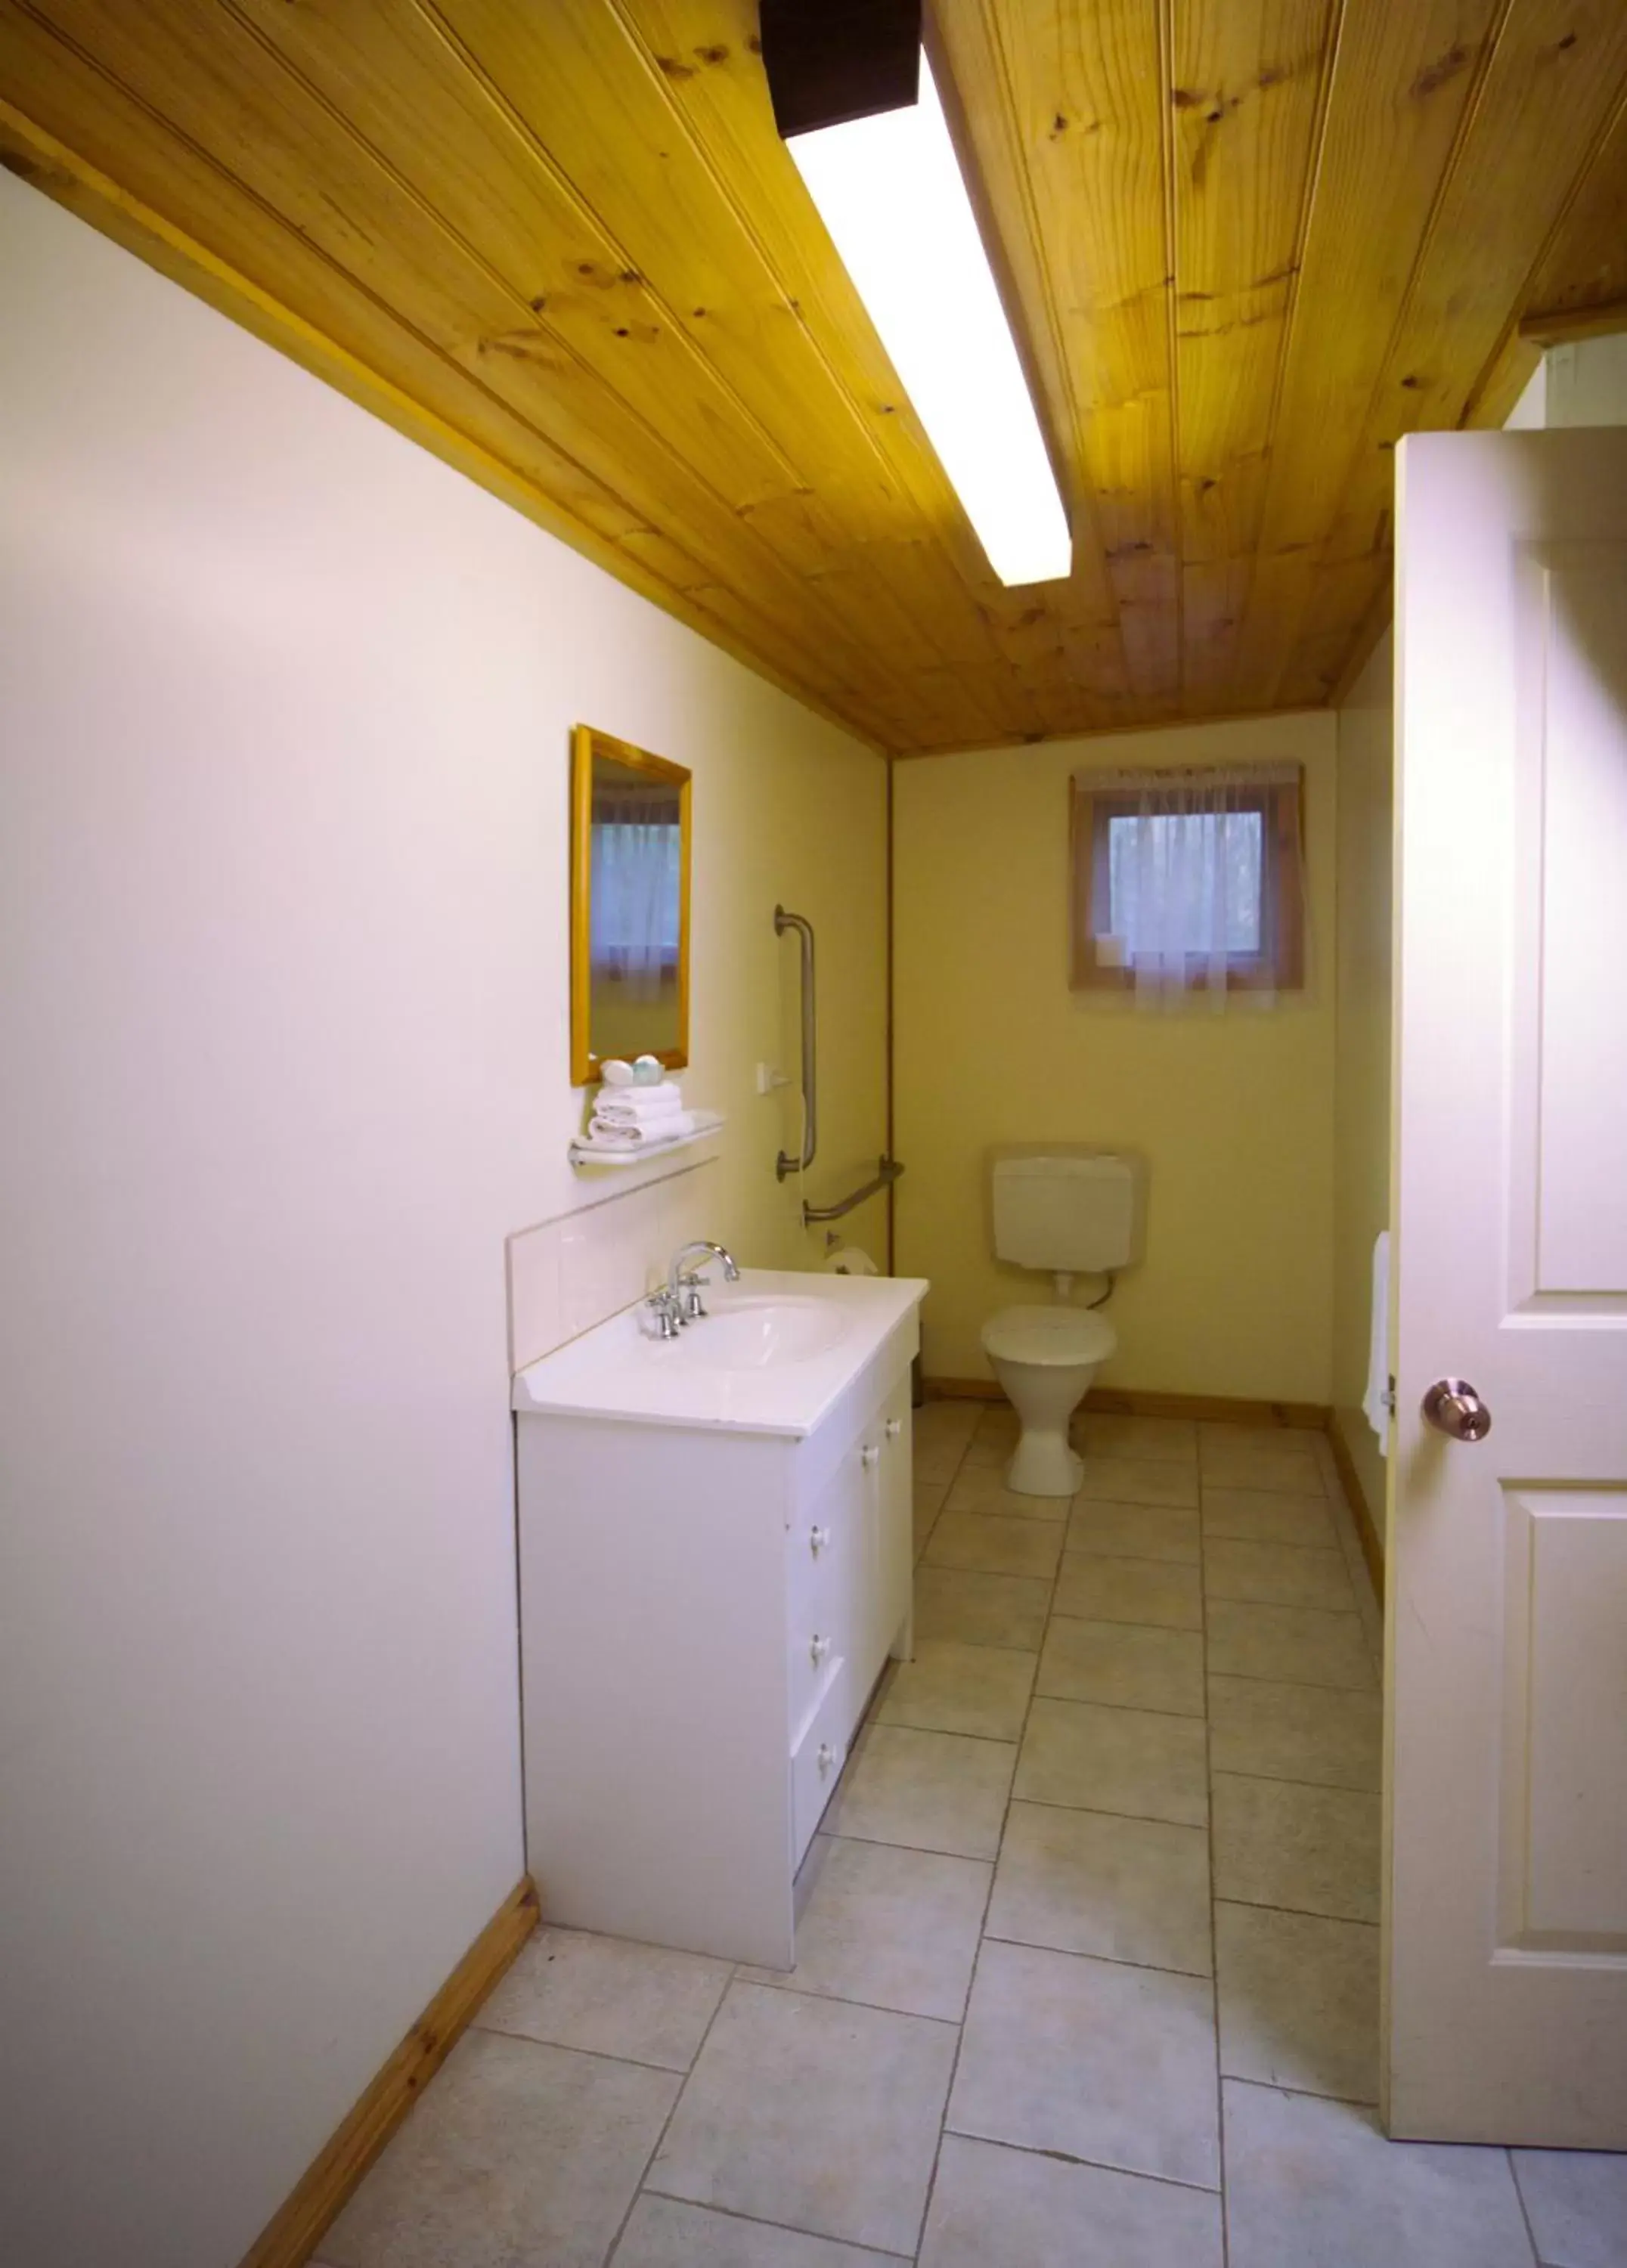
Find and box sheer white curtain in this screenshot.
[589,781,681,1005]
[1086,763,1297,1012]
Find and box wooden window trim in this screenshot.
[1069,773,1304,993]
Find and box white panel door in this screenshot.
[1389,428,1627,2145]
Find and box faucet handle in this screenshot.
[644,1288,683,1339]
[677,1270,708,1320]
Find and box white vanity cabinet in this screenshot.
[785,1363,913,1867]
[512,1271,926,1969]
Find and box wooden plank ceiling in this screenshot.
[2,0,1625,754]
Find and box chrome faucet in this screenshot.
[667,1239,740,1322]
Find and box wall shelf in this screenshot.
[568,1109,724,1169]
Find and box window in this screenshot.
[1070,767,1304,999]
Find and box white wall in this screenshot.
[1543,333,1627,426]
[0,170,885,2268]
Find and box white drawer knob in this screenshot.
[885,1418,903,1440]
[817,1741,841,1777]
[860,1444,881,1470]
[810,1633,831,1667]
[809,1523,831,1556]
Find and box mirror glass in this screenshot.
[571,727,690,1084]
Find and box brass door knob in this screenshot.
[1421,1379,1492,1442]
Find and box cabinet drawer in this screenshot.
[788,1603,844,1743]
[787,1487,850,1619]
[786,1440,871,1732]
[791,1660,854,1868]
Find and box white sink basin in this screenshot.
[512,1267,930,1438]
[662,1296,850,1371]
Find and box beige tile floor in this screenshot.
[315,1402,1627,2268]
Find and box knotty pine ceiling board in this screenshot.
[1169,0,1340,711]
[2,0,1625,754]
[1523,88,1627,336]
[1275,0,1627,706]
[1228,0,1507,708]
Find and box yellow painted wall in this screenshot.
[893,711,1338,1402]
[1330,631,1395,1528]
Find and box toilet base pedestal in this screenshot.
[1006,1430,1083,1498]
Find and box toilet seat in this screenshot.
[981,1304,1117,1367]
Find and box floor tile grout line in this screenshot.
[812,1802,1380,1928]
[1505,2145,1548,2268]
[872,1789,1204,1836]
[1204,1765,1381,1798]
[602,1958,740,2268]
[1210,1892,1380,1931]
[978,1924,1212,1981]
[730,1967,964,2028]
[1219,2073,1383,2113]
[938,2123,1225,2200]
[1060,1549,1208,1579]
[468,2018,724,2081]
[1030,1682,1207,1723]
[792,1411,1384,2257]
[1211,1763,1378,1799]
[924,1551,1065,1582]
[1199,1663,1378,1696]
[1209,1890,1380,1928]
[625,2188,916,2263]
[921,1399,1380,2255]
[1206,1589,1362,1614]
[343,1408,1445,2263]
[910,1413,1003,2266]
[1046,1598,1372,1651]
[1201,1532,1352,1559]
[935,1408,1229,2242]
[1198,1456,1232,2266]
[1206,1597,1371,1627]
[1312,1454,1388,1678]
[1043,1603,1205,1638]
[871,1718,1030,1749]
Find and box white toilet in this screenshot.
[980,1154,1138,1495]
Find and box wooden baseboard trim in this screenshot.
[922,1377,1331,1431]
[1325,1415,1386,1606]
[238,1874,540,2268]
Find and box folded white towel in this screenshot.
[593,1102,685,1130]
[585,1111,696,1149]
[593,1083,683,1121]
[1362,1229,1391,1453]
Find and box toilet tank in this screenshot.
[991,1152,1139,1272]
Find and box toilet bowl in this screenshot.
[981,1304,1118,1495]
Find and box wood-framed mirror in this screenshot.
[570,725,692,1087]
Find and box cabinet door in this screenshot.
[875,1374,914,1664]
[791,1658,854,1867]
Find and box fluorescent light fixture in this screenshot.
[785,53,1071,587]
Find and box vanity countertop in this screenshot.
[511,1267,928,1439]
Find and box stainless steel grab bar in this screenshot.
[801,1156,904,1227]
[774,906,905,1226]
[774,905,816,1181]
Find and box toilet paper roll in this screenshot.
[824,1246,880,1276]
